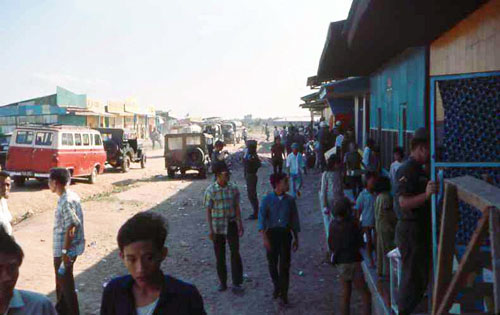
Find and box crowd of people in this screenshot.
[0,122,437,315]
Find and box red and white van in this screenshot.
[6,125,107,186]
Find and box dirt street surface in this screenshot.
[12,134,363,314]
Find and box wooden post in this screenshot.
[436,208,491,315]
[490,207,500,315]
[432,184,459,314]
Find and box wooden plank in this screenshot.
[445,176,500,211]
[490,208,500,315]
[432,184,459,314]
[436,209,491,315]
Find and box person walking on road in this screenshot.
[100,212,206,314]
[243,140,261,220]
[204,162,245,293]
[271,137,286,175]
[258,173,300,305]
[273,126,280,142]
[286,143,305,199]
[264,123,270,141]
[395,128,437,315]
[150,128,162,150]
[49,168,85,315]
[0,171,12,236]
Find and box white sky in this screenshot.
[0,0,352,119]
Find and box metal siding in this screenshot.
[56,86,87,108]
[369,47,426,131]
[58,115,87,126]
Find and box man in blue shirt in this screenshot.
[258,173,300,305]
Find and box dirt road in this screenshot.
[12,135,363,314]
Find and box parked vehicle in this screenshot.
[0,133,12,170]
[6,125,106,186]
[221,123,236,145]
[231,120,243,144]
[203,123,224,144]
[164,132,212,179]
[95,128,146,172]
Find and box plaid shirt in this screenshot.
[204,182,240,235]
[53,190,85,258]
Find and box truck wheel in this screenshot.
[88,167,98,184]
[140,155,147,169]
[167,168,175,178]
[122,156,131,173]
[14,176,25,187]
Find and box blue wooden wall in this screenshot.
[369,46,426,131]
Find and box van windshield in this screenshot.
[16,131,34,144]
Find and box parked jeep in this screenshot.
[96,128,146,172]
[164,132,212,179]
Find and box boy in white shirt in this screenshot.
[0,171,12,235]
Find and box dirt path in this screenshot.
[13,133,363,314]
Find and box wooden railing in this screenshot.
[432,176,499,315]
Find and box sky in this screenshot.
[0,0,352,119]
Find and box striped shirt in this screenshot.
[53,190,85,257]
[204,182,240,235]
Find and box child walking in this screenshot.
[329,197,372,315]
[355,171,378,268]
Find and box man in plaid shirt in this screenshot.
[49,168,85,315]
[204,161,244,293]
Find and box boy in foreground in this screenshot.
[101,211,206,314]
[0,227,57,314]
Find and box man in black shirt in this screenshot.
[395,127,437,315]
[244,140,261,220]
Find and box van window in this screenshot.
[35,132,53,146]
[16,131,34,144]
[74,134,82,146]
[94,134,102,146]
[62,133,74,146]
[82,134,90,146]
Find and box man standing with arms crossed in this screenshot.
[204,161,245,293]
[395,128,437,315]
[49,168,85,315]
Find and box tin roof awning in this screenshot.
[318,0,489,81]
[319,77,369,99]
[317,20,367,81]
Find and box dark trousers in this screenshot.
[396,222,431,315]
[246,173,259,216]
[266,229,292,298]
[54,257,79,315]
[347,175,362,199]
[272,159,283,175]
[213,222,243,286]
[318,148,327,171]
